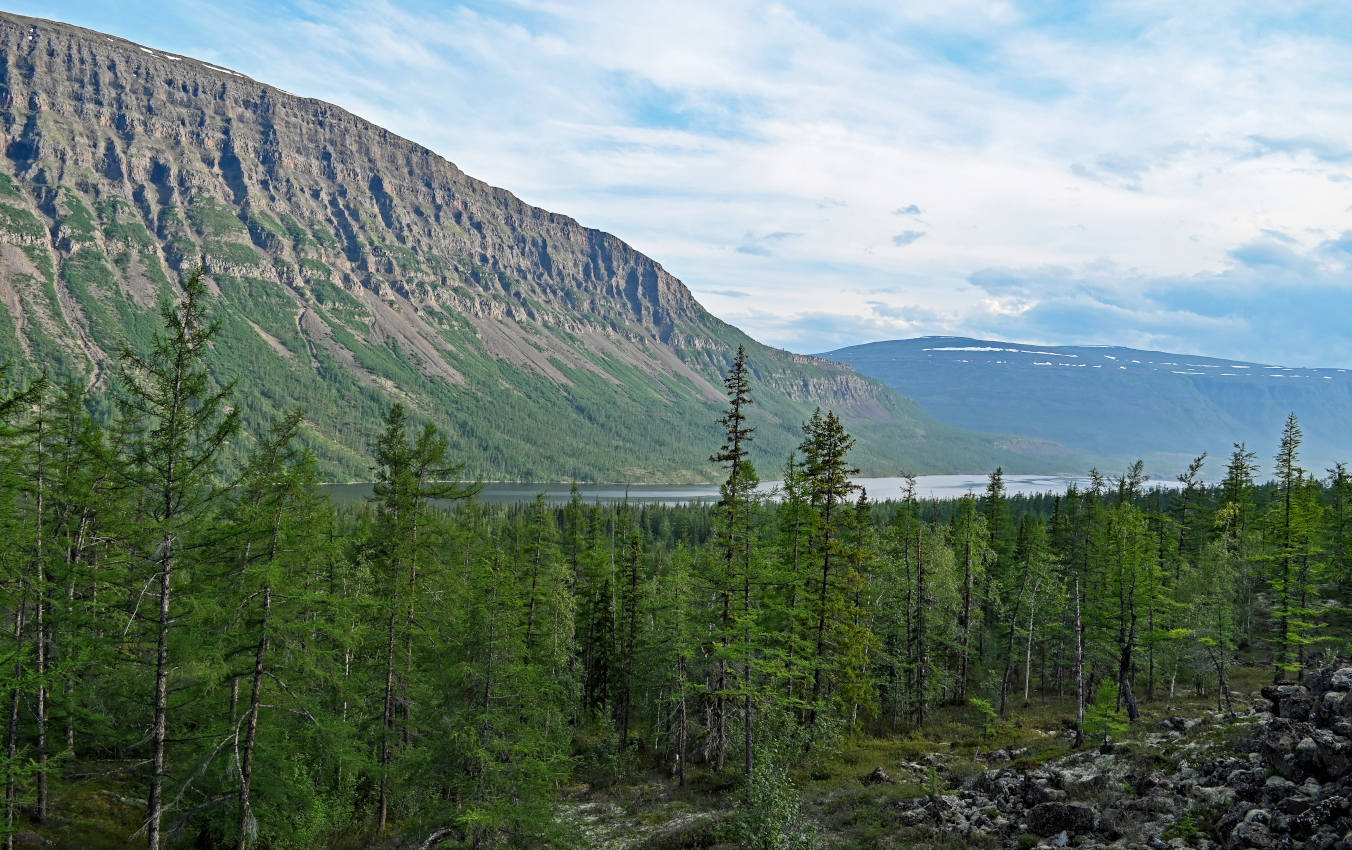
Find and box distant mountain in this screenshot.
[0,13,1084,481]
[823,337,1352,476]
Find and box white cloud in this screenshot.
[24,0,1352,364]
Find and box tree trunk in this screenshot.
[743,569,753,787]
[236,583,271,850]
[1118,604,1141,722]
[5,598,26,850]
[959,518,974,702]
[378,584,399,833]
[147,536,173,850]
[915,525,927,726]
[1023,578,1042,704]
[1073,572,1085,748]
[677,655,687,787]
[999,573,1029,716]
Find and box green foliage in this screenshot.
[728,756,819,850]
[19,246,54,284]
[57,189,97,242]
[203,238,264,267]
[0,203,44,241]
[0,172,21,198]
[300,257,333,278]
[969,698,999,737]
[187,195,248,236]
[1083,682,1128,743]
[246,208,288,240]
[97,198,156,250]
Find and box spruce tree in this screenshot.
[709,346,762,780]
[798,409,860,736]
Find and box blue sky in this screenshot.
[19,1,1352,365]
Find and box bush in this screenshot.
[969,697,999,737]
[727,759,818,850]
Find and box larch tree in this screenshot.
[115,269,240,850]
[368,403,475,831]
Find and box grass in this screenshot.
[187,195,247,237]
[11,762,144,850]
[58,189,98,242]
[203,238,264,268]
[0,203,45,241]
[299,257,333,278]
[247,208,288,240]
[97,198,156,250]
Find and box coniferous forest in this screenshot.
[3,273,1352,849]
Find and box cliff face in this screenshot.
[0,11,1078,480]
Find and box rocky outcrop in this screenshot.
[877,665,1352,849]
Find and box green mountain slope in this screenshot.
[825,336,1352,475]
[0,12,1083,481]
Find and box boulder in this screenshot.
[1226,818,1275,849]
[1027,801,1096,836]
[1261,683,1314,720]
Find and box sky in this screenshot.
[18,1,1352,365]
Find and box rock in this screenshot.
[1292,795,1348,838]
[1320,690,1352,722]
[897,807,928,827]
[1227,818,1275,849]
[1027,802,1097,837]
[1330,668,1352,691]
[862,765,895,785]
[1193,784,1238,808]
[1262,683,1315,720]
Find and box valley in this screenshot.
[2,8,1351,850]
[827,337,1352,475]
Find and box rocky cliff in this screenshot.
[0,11,1079,480]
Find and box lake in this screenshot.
[322,473,1180,506]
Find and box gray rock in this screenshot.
[1028,801,1097,837]
[1227,819,1275,849]
[862,766,894,785]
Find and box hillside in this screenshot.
[825,336,1352,475]
[0,12,1084,481]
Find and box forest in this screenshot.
[2,272,1351,849]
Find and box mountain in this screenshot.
[824,336,1352,475]
[0,12,1085,481]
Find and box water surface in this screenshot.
[323,473,1177,507]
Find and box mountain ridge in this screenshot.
[0,11,1085,481]
[825,335,1352,475]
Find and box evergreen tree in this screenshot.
[797,409,862,737]
[216,410,335,849]
[0,372,43,850]
[115,268,240,850]
[367,403,475,831]
[708,346,762,780]
[1269,413,1322,678]
[951,494,990,704]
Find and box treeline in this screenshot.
[2,274,1351,849]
